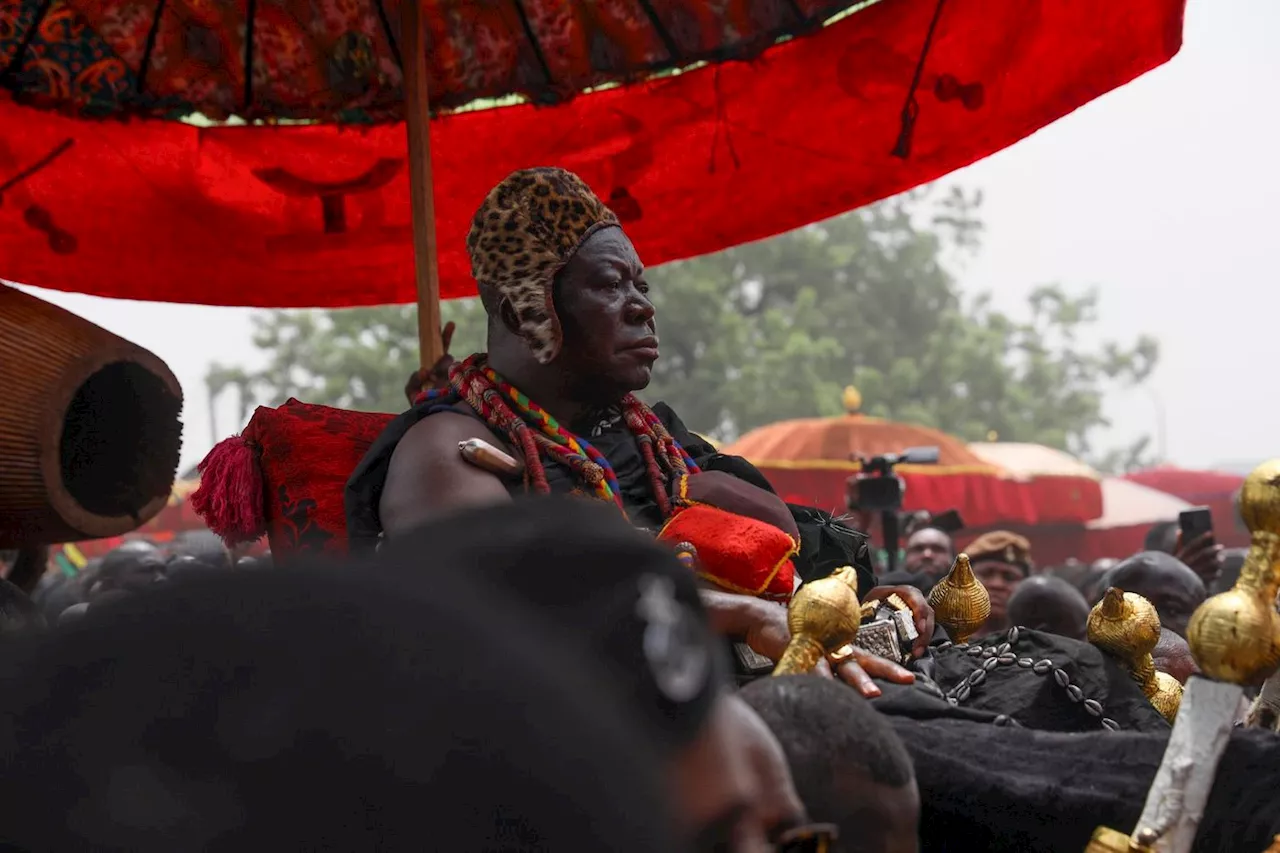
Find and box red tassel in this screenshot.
[190,435,266,546]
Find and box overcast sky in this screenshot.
[8,0,1276,475]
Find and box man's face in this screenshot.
[971,560,1024,622]
[555,228,658,399]
[903,529,953,580]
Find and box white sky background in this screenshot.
[8,0,1277,475]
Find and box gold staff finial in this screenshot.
[772,566,862,675]
[842,385,863,415]
[1186,459,1280,684]
[1088,460,1280,853]
[927,553,991,644]
[1088,587,1183,722]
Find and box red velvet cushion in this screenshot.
[658,503,798,603]
[243,399,393,562]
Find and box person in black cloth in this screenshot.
[742,676,920,853]
[377,498,823,852]
[0,560,684,852]
[347,167,932,697]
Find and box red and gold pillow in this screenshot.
[657,471,799,602]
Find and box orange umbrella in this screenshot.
[723,389,1103,528]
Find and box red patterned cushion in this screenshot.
[243,399,393,562]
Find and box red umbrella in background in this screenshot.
[0,0,1188,366]
[965,442,1198,564]
[722,394,1103,528]
[1123,466,1247,548]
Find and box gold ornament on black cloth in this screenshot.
[1087,588,1182,723]
[928,554,991,644]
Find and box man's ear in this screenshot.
[498,298,521,335]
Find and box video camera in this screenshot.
[846,446,941,574]
[846,446,941,513]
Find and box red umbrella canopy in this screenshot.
[0,0,1186,306]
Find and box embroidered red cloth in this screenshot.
[0,0,1184,306]
[241,400,393,561]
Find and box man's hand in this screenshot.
[404,321,457,404]
[862,584,935,658]
[829,647,915,698]
[734,596,915,699]
[741,598,792,662]
[1174,530,1223,586]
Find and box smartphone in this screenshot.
[1178,506,1214,546]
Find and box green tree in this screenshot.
[207,186,1158,464]
[206,300,487,424]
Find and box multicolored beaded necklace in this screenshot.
[416,354,700,518]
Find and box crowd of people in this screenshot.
[1,167,1278,851]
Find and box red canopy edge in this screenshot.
[0,0,1185,307]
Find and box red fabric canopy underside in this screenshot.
[0,0,1183,306]
[750,466,1101,529]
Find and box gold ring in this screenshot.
[828,643,856,665]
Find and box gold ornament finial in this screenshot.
[1088,587,1183,722]
[842,385,863,415]
[1186,459,1280,685]
[773,566,862,675]
[927,553,991,644]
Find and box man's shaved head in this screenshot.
[1006,576,1091,641]
[741,676,918,853]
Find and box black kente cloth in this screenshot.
[893,716,1280,853]
[345,398,877,596]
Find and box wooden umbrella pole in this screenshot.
[403,0,443,369]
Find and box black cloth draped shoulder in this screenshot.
[345,397,876,596]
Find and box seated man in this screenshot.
[347,168,929,696]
